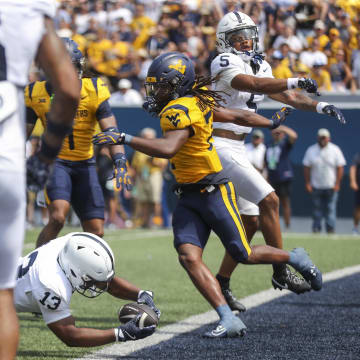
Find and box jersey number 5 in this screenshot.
[219,55,230,67]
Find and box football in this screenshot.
[118,303,159,329]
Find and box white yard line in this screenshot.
[77,264,360,360]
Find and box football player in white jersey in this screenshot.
[14,232,158,346]
[210,11,346,311]
[0,1,80,358]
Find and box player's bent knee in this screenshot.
[178,252,201,270]
[226,243,249,264]
[48,213,67,229]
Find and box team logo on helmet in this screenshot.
[169,59,186,74]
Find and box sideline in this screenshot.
[77,264,360,359]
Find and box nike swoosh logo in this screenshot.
[124,331,136,340]
[212,326,227,336]
[81,96,87,100]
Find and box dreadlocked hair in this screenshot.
[185,75,226,112]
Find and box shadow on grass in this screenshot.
[17,350,84,358]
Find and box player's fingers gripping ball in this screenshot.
[118,303,159,328]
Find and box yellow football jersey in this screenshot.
[25,77,110,161]
[159,96,222,184]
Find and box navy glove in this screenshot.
[116,315,156,342]
[250,53,265,74]
[298,78,320,96]
[270,107,293,129]
[26,154,52,192]
[137,290,161,319]
[93,131,125,145]
[110,153,133,191]
[322,105,346,124]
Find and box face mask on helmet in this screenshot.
[76,276,112,298]
[216,12,260,62]
[61,38,85,79]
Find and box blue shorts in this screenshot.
[45,159,105,221]
[172,182,251,263]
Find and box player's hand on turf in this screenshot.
[26,153,52,192]
[110,153,133,191]
[93,130,125,145]
[117,315,156,342]
[322,105,346,124]
[270,107,293,129]
[298,78,320,96]
[137,290,161,319]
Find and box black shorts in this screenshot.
[272,180,292,198]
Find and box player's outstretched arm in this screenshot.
[269,92,346,124]
[48,314,155,347]
[93,128,190,159]
[36,17,80,163]
[231,73,319,95]
[214,107,292,129]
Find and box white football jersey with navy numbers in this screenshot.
[210,52,273,134]
[14,235,73,324]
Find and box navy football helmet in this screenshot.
[61,38,85,78]
[143,52,195,115]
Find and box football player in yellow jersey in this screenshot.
[93,52,323,338]
[26,38,131,248]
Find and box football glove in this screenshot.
[110,153,133,191]
[298,78,320,96]
[250,52,265,74]
[93,131,125,145]
[270,107,293,129]
[137,290,161,319]
[322,105,346,124]
[116,315,156,342]
[26,154,52,192]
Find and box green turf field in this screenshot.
[17,227,359,359]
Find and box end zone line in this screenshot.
[77,264,360,360]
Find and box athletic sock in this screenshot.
[216,274,230,289]
[216,304,234,322]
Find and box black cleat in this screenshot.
[222,288,246,312]
[272,266,312,294]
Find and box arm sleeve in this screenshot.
[95,100,113,121]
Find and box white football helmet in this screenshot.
[216,11,259,62]
[58,232,115,298]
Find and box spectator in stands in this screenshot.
[265,125,298,229]
[303,128,346,234]
[272,24,303,54]
[131,128,168,229]
[245,130,266,176]
[109,79,143,106]
[117,49,142,90]
[271,50,293,79]
[306,19,329,50]
[349,152,360,235]
[299,38,328,69]
[324,28,343,61]
[328,49,356,93]
[90,1,108,30]
[351,33,360,89]
[310,59,332,92]
[73,2,91,35]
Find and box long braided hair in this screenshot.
[185,75,227,112]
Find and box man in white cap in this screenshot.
[303,128,346,233]
[109,79,143,106]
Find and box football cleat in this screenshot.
[203,316,247,338]
[272,266,311,294]
[289,248,323,291]
[222,288,246,312]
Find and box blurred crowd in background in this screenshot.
[34,0,360,98]
[26,0,360,231]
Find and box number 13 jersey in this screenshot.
[210,52,273,134]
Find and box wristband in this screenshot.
[316,102,329,114]
[114,328,119,342]
[287,78,299,90]
[40,137,61,160]
[103,126,118,133]
[268,119,274,128]
[124,134,133,145]
[112,152,126,163]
